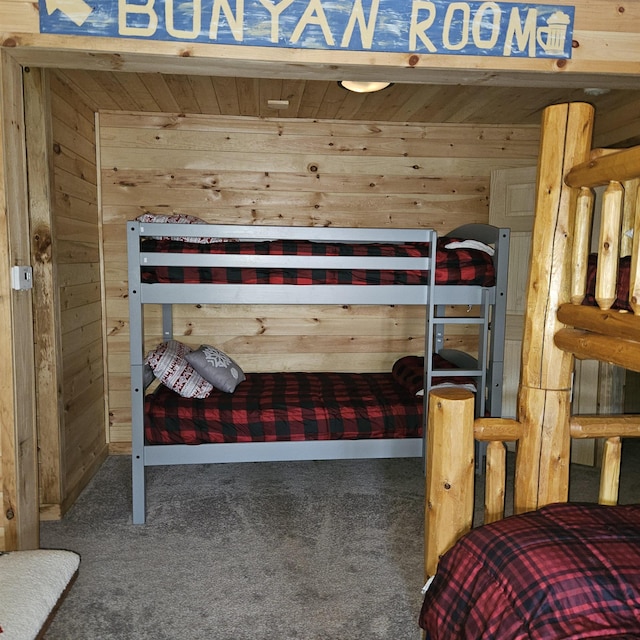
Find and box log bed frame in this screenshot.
[424,101,640,580]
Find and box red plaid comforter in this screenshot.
[140,238,495,287]
[145,371,423,445]
[584,254,632,311]
[419,503,640,639]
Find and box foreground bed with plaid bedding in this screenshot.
[419,503,640,639]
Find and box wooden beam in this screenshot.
[24,67,65,511]
[484,441,506,524]
[599,437,621,506]
[565,146,640,188]
[474,417,522,442]
[555,327,640,372]
[557,303,640,341]
[571,414,640,439]
[517,102,594,511]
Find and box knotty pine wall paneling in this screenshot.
[100,112,540,447]
[40,70,107,519]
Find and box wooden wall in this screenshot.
[99,112,539,446]
[36,70,107,519]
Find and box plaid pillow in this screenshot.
[392,356,424,395]
[136,213,223,244]
[392,354,477,396]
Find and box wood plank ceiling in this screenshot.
[55,69,640,147]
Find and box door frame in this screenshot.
[0,51,39,550]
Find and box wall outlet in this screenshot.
[11,265,33,291]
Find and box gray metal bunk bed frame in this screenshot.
[127,222,509,523]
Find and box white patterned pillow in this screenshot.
[144,340,213,398]
[136,213,222,244]
[185,345,246,393]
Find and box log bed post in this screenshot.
[516,103,595,514]
[424,387,475,579]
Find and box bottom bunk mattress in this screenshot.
[144,370,424,445]
[419,502,640,639]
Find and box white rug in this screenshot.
[0,549,80,639]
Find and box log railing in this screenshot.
[555,145,640,372]
[424,388,640,579]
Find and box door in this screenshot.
[489,166,602,465]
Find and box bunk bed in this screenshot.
[420,102,640,638]
[128,221,509,524]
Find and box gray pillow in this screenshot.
[184,345,246,393]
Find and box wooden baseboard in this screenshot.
[39,443,109,521]
[109,442,132,455]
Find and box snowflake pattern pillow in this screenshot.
[145,340,213,398]
[185,345,246,393]
[135,213,221,243]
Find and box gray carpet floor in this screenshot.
[40,442,640,640]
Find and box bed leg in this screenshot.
[132,453,146,524]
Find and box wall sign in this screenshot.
[40,1,574,59]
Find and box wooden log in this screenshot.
[555,327,640,372]
[473,417,523,441]
[571,187,595,305]
[599,437,621,506]
[557,303,640,342]
[424,388,475,579]
[515,386,571,514]
[517,102,593,513]
[595,181,623,310]
[621,179,639,257]
[521,102,594,391]
[630,184,640,315]
[484,441,506,524]
[565,146,640,189]
[571,414,640,439]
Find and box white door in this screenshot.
[489,166,599,465]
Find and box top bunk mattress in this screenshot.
[138,237,496,288]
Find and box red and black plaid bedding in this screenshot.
[419,502,640,639]
[139,238,495,287]
[584,254,632,311]
[144,370,424,445]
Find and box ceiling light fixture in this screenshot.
[583,87,611,97]
[267,99,290,109]
[339,81,392,93]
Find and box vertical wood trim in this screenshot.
[24,67,65,510]
[517,102,595,512]
[0,53,39,550]
[0,52,16,551]
[96,111,111,444]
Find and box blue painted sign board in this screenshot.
[40,1,574,59]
